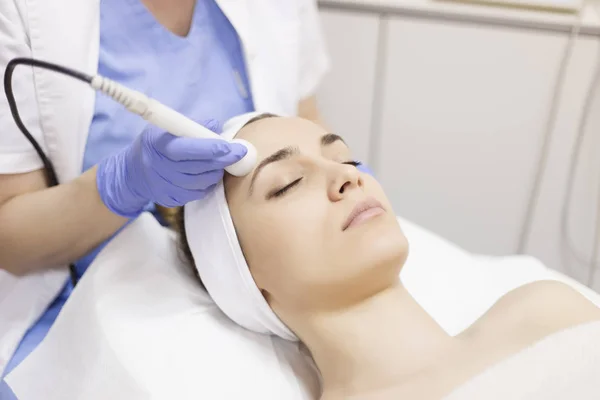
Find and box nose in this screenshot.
[328,163,363,201]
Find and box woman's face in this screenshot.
[225,117,408,314]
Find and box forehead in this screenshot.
[235,116,328,159]
[224,116,350,196]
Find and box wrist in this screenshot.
[96,154,147,218]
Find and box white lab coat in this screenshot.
[0,0,329,375]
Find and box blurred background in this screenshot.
[315,0,600,290]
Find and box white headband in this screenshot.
[184,112,297,341]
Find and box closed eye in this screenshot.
[344,160,362,167]
[267,161,361,199]
[268,178,303,199]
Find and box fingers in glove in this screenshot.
[157,136,247,162]
[357,163,374,176]
[203,119,223,134]
[169,151,248,174]
[156,168,225,191]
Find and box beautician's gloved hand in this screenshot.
[357,163,374,176]
[97,120,247,218]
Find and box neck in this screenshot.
[291,280,457,396]
[141,0,196,37]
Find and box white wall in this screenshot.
[526,39,600,286]
[317,10,380,164]
[316,0,600,290]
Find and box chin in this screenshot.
[351,217,409,276]
[372,235,408,273]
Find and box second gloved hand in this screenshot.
[97,120,247,218]
[357,163,374,176]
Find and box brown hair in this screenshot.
[156,112,279,288]
[155,204,203,287]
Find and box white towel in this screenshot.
[184,112,297,341]
[443,320,600,400]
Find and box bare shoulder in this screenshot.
[472,280,600,344]
[510,280,600,322]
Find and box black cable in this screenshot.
[4,58,94,287]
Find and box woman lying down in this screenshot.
[169,112,600,400]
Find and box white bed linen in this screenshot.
[6,213,600,399]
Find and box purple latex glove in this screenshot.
[357,163,374,176]
[97,120,247,218]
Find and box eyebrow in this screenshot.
[248,133,347,195]
[248,146,298,195]
[321,133,345,146]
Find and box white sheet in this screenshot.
[6,213,600,399]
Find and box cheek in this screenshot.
[237,200,332,292]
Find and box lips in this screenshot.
[342,197,386,231]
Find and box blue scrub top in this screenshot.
[2,0,253,386]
